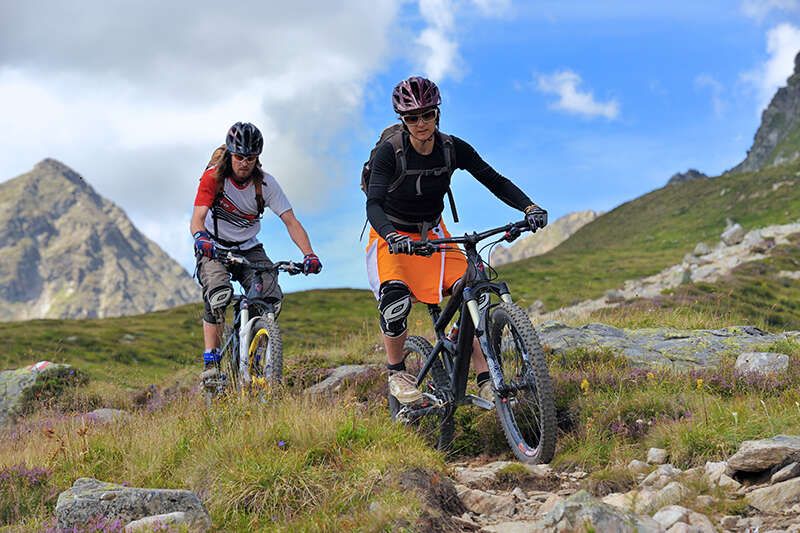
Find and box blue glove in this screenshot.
[193,231,216,258]
[303,253,322,274]
[524,204,548,231]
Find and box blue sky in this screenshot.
[1,1,799,294]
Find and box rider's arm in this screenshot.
[190,206,210,235]
[366,142,399,240]
[279,209,315,256]
[192,169,218,235]
[453,136,535,211]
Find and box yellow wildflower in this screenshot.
[696,378,704,390]
[580,378,590,395]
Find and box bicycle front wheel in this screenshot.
[488,302,556,464]
[388,335,455,452]
[221,325,240,393]
[247,316,283,388]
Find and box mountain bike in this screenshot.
[388,219,557,464]
[203,251,303,402]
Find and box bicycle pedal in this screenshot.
[465,394,494,411]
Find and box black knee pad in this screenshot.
[203,285,233,323]
[378,281,411,337]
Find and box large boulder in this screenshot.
[721,223,746,246]
[55,478,211,531]
[727,435,800,472]
[0,361,85,426]
[535,490,664,532]
[537,322,786,369]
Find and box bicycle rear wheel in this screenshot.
[488,302,556,463]
[388,335,455,452]
[247,316,283,388]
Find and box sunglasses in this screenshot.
[401,108,438,125]
[232,153,258,163]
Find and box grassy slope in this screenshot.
[499,161,800,311]
[0,288,376,389]
[3,161,800,529]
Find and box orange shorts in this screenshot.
[366,221,467,304]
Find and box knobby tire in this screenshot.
[488,302,556,464]
[248,316,283,386]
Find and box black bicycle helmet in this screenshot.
[225,122,263,156]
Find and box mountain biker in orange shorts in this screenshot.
[365,77,548,405]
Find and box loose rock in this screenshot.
[746,477,800,512]
[55,478,210,532]
[728,435,800,472]
[535,490,664,532]
[771,461,800,484]
[735,352,790,375]
[652,505,690,528]
[647,448,668,465]
[303,364,381,397]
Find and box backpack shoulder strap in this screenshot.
[438,132,456,172]
[386,130,406,193]
[254,172,265,215]
[438,132,460,223]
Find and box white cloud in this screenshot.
[695,74,726,116]
[470,0,512,17]
[413,0,510,82]
[0,0,399,275]
[536,70,620,119]
[741,0,800,21]
[741,23,800,112]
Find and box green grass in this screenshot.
[594,233,800,330]
[0,392,445,531]
[0,288,377,390]
[550,336,800,471]
[498,161,800,311]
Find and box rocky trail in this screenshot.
[440,435,800,532]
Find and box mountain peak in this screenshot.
[33,158,88,187]
[0,160,198,320]
[728,50,800,174]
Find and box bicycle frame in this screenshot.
[414,233,517,406]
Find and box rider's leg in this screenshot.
[379,280,420,404]
[203,320,223,351]
[198,255,233,372]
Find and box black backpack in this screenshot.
[361,124,459,224]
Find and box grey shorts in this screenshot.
[196,244,283,323]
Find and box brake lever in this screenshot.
[503,226,522,242]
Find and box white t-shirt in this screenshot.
[194,168,292,249]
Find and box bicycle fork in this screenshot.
[238,300,277,387]
[464,288,514,401]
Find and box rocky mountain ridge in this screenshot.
[729,51,800,174]
[490,210,599,266]
[0,159,198,320]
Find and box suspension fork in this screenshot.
[463,287,511,397]
[237,300,263,386]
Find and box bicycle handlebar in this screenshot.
[218,251,304,275]
[407,219,532,256]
